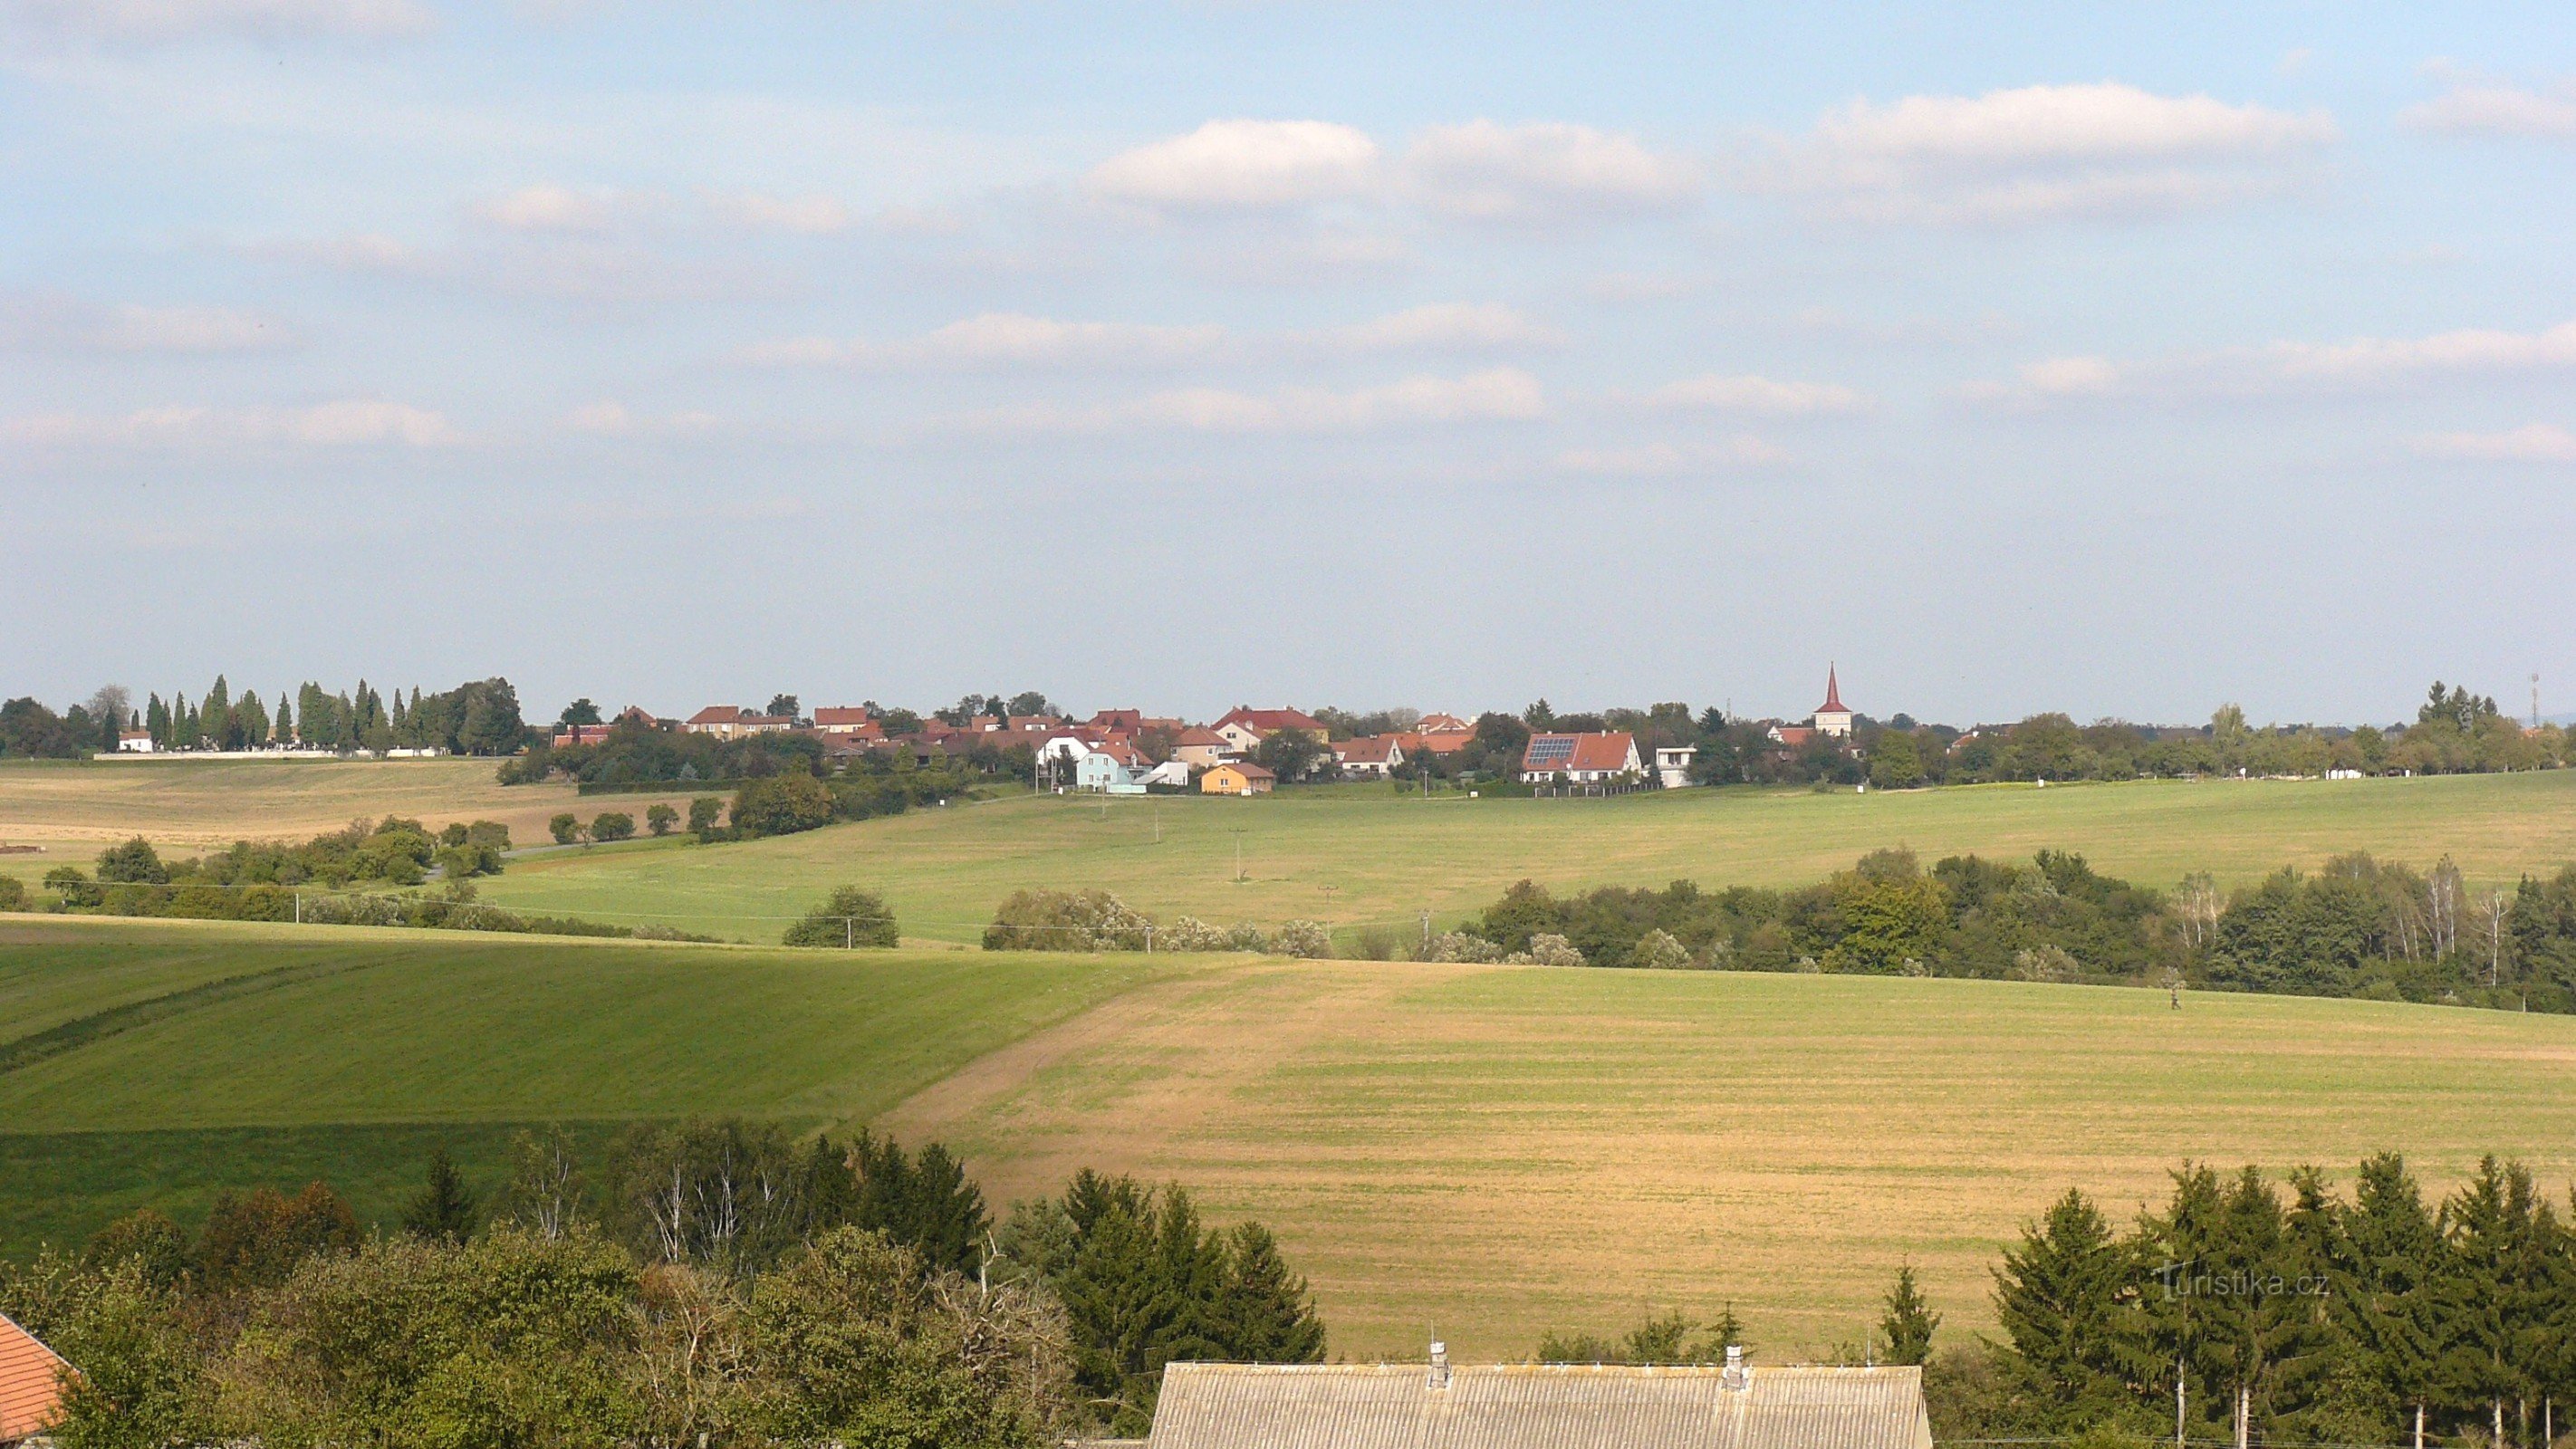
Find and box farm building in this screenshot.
[1201,761,1275,795]
[0,1310,67,1448]
[1143,1352,1933,1449]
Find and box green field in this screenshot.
[472,771,2576,945]
[6,916,2574,1360]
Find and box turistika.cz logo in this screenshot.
[2153,1260,2331,1300]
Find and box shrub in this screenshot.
[1160,916,1227,952]
[0,875,24,911]
[548,812,581,845]
[783,886,899,948]
[1352,927,1398,960]
[1632,929,1692,970]
[97,837,168,885]
[645,803,678,837]
[591,811,636,843]
[687,796,725,836]
[982,888,1156,951]
[1529,933,1585,967]
[1275,919,1332,958]
[731,772,833,839]
[44,865,101,908]
[1418,930,1500,964]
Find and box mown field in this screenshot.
[0,757,694,881]
[5,916,2574,1360]
[471,771,2576,945]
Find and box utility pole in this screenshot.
[2176,1365,2186,1449]
[1233,828,1245,884]
[2236,1386,2248,1449]
[1420,909,1432,954]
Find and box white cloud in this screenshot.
[1643,372,1867,415]
[2,399,458,450]
[1556,437,1793,475]
[1756,82,2338,224]
[562,401,728,438]
[1292,302,1562,354]
[1966,318,2576,408]
[94,304,291,352]
[742,303,1558,370]
[945,368,1546,436]
[1405,120,1697,221]
[476,184,617,233]
[3,0,434,43]
[1089,120,1380,209]
[2415,424,2576,462]
[740,312,1228,369]
[2265,319,2576,380]
[2401,76,2576,139]
[703,191,854,235]
[1,296,293,353]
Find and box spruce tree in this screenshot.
[1216,1221,1325,1363]
[1994,1187,2137,1430]
[1881,1262,1941,1365]
[401,1146,479,1244]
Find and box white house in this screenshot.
[1333,735,1406,779]
[116,729,157,753]
[1075,752,1148,794]
[1655,745,1697,788]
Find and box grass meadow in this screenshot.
[0,757,697,885]
[471,770,2576,945]
[5,916,2574,1360]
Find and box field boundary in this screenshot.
[0,956,368,1078]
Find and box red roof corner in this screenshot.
[0,1310,69,1444]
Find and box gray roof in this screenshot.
[1146,1363,1935,1449]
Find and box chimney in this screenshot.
[1427,1339,1452,1390]
[1722,1345,1749,1393]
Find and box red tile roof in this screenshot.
[1817,665,1848,716]
[1219,761,1276,780]
[811,706,875,727]
[0,1311,67,1444]
[1520,732,1639,775]
[1175,726,1227,746]
[686,705,745,726]
[1416,713,1474,734]
[1335,735,1401,764]
[1216,706,1324,734]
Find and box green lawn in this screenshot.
[0,917,1193,1252]
[475,771,2576,945]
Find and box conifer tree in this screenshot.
[1216,1222,1325,1363]
[400,1147,479,1244]
[1881,1262,1941,1365]
[1994,1188,2139,1430]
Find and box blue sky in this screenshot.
[5,1,2572,727]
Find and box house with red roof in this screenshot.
[1170,726,1234,769]
[682,706,795,739]
[1518,731,1641,785]
[0,1310,67,1448]
[811,707,887,737]
[1415,712,1474,734]
[1333,735,1407,779]
[1212,706,1326,754]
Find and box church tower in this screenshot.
[1813,666,1853,738]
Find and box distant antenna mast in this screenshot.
[2534,674,2542,730]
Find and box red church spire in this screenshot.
[1819,665,1845,715]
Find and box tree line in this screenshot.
[0,1121,1323,1448]
[0,678,529,758]
[1439,848,2576,1014]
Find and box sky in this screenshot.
[3,1,2573,728]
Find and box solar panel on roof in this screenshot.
[1526,736,1575,763]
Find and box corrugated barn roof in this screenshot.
[1146,1362,1934,1449]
